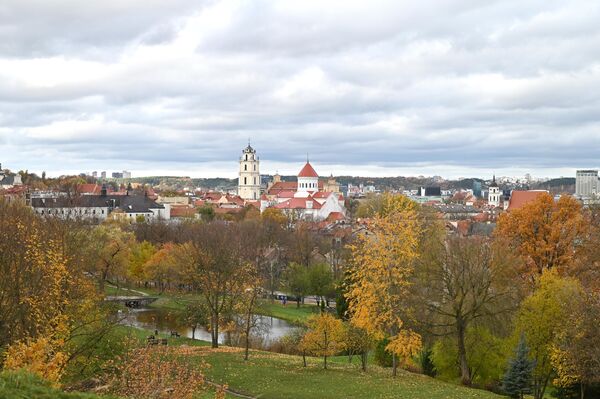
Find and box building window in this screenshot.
[245,154,248,161]
[253,164,256,171]
[244,177,247,185]
[244,164,247,171]
[254,177,257,185]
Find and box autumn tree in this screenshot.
[180,301,209,340]
[144,243,180,293]
[550,292,600,399]
[300,313,346,369]
[346,193,423,376]
[416,235,516,385]
[178,222,250,348]
[344,324,373,371]
[515,271,585,399]
[88,224,135,291]
[128,240,156,284]
[495,193,587,286]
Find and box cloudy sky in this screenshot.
[1,0,599,179]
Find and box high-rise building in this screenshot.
[92,171,98,178]
[472,180,482,198]
[101,171,107,179]
[576,170,599,197]
[123,170,131,179]
[238,143,261,200]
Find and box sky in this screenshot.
[1,0,599,179]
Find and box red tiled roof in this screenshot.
[508,190,548,211]
[76,184,102,195]
[267,181,297,195]
[298,162,319,178]
[170,205,196,218]
[326,212,345,222]
[260,194,269,201]
[277,190,296,198]
[274,197,322,210]
[312,191,332,198]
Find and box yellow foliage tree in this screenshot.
[3,336,68,385]
[346,193,422,376]
[515,270,585,399]
[300,313,346,369]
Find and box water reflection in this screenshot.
[119,307,295,349]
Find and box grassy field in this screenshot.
[110,324,500,399]
[184,346,502,399]
[256,300,320,324]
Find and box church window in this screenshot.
[253,164,256,171]
[244,164,247,171]
[244,177,247,184]
[245,154,248,161]
[254,177,257,184]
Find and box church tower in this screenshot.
[238,143,261,200]
[488,175,501,207]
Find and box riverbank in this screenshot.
[106,285,320,325]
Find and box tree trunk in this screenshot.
[457,320,471,385]
[303,350,307,367]
[192,326,196,340]
[361,352,367,372]
[296,297,301,308]
[211,315,219,348]
[324,355,327,369]
[392,352,397,376]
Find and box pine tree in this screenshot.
[503,334,535,399]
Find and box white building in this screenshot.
[238,143,261,200]
[575,170,598,197]
[31,186,169,222]
[488,175,501,207]
[0,163,22,189]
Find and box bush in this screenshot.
[374,338,393,367]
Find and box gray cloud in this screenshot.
[0,0,599,178]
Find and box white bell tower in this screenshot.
[238,143,261,200]
[488,175,501,207]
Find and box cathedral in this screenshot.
[236,144,345,221]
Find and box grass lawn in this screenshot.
[257,300,320,324]
[184,346,502,399]
[110,325,504,399]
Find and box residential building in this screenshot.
[0,164,23,189]
[31,185,169,222]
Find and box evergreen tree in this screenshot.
[503,334,535,399]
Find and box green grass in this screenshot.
[0,371,120,399]
[188,347,503,399]
[256,300,320,324]
[109,325,504,399]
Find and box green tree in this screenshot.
[308,263,334,311]
[286,262,310,307]
[503,335,535,399]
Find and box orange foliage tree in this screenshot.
[495,193,587,286]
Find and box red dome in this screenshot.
[298,162,318,178]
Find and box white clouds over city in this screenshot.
[1,0,599,178]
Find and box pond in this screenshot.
[118,307,296,349]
